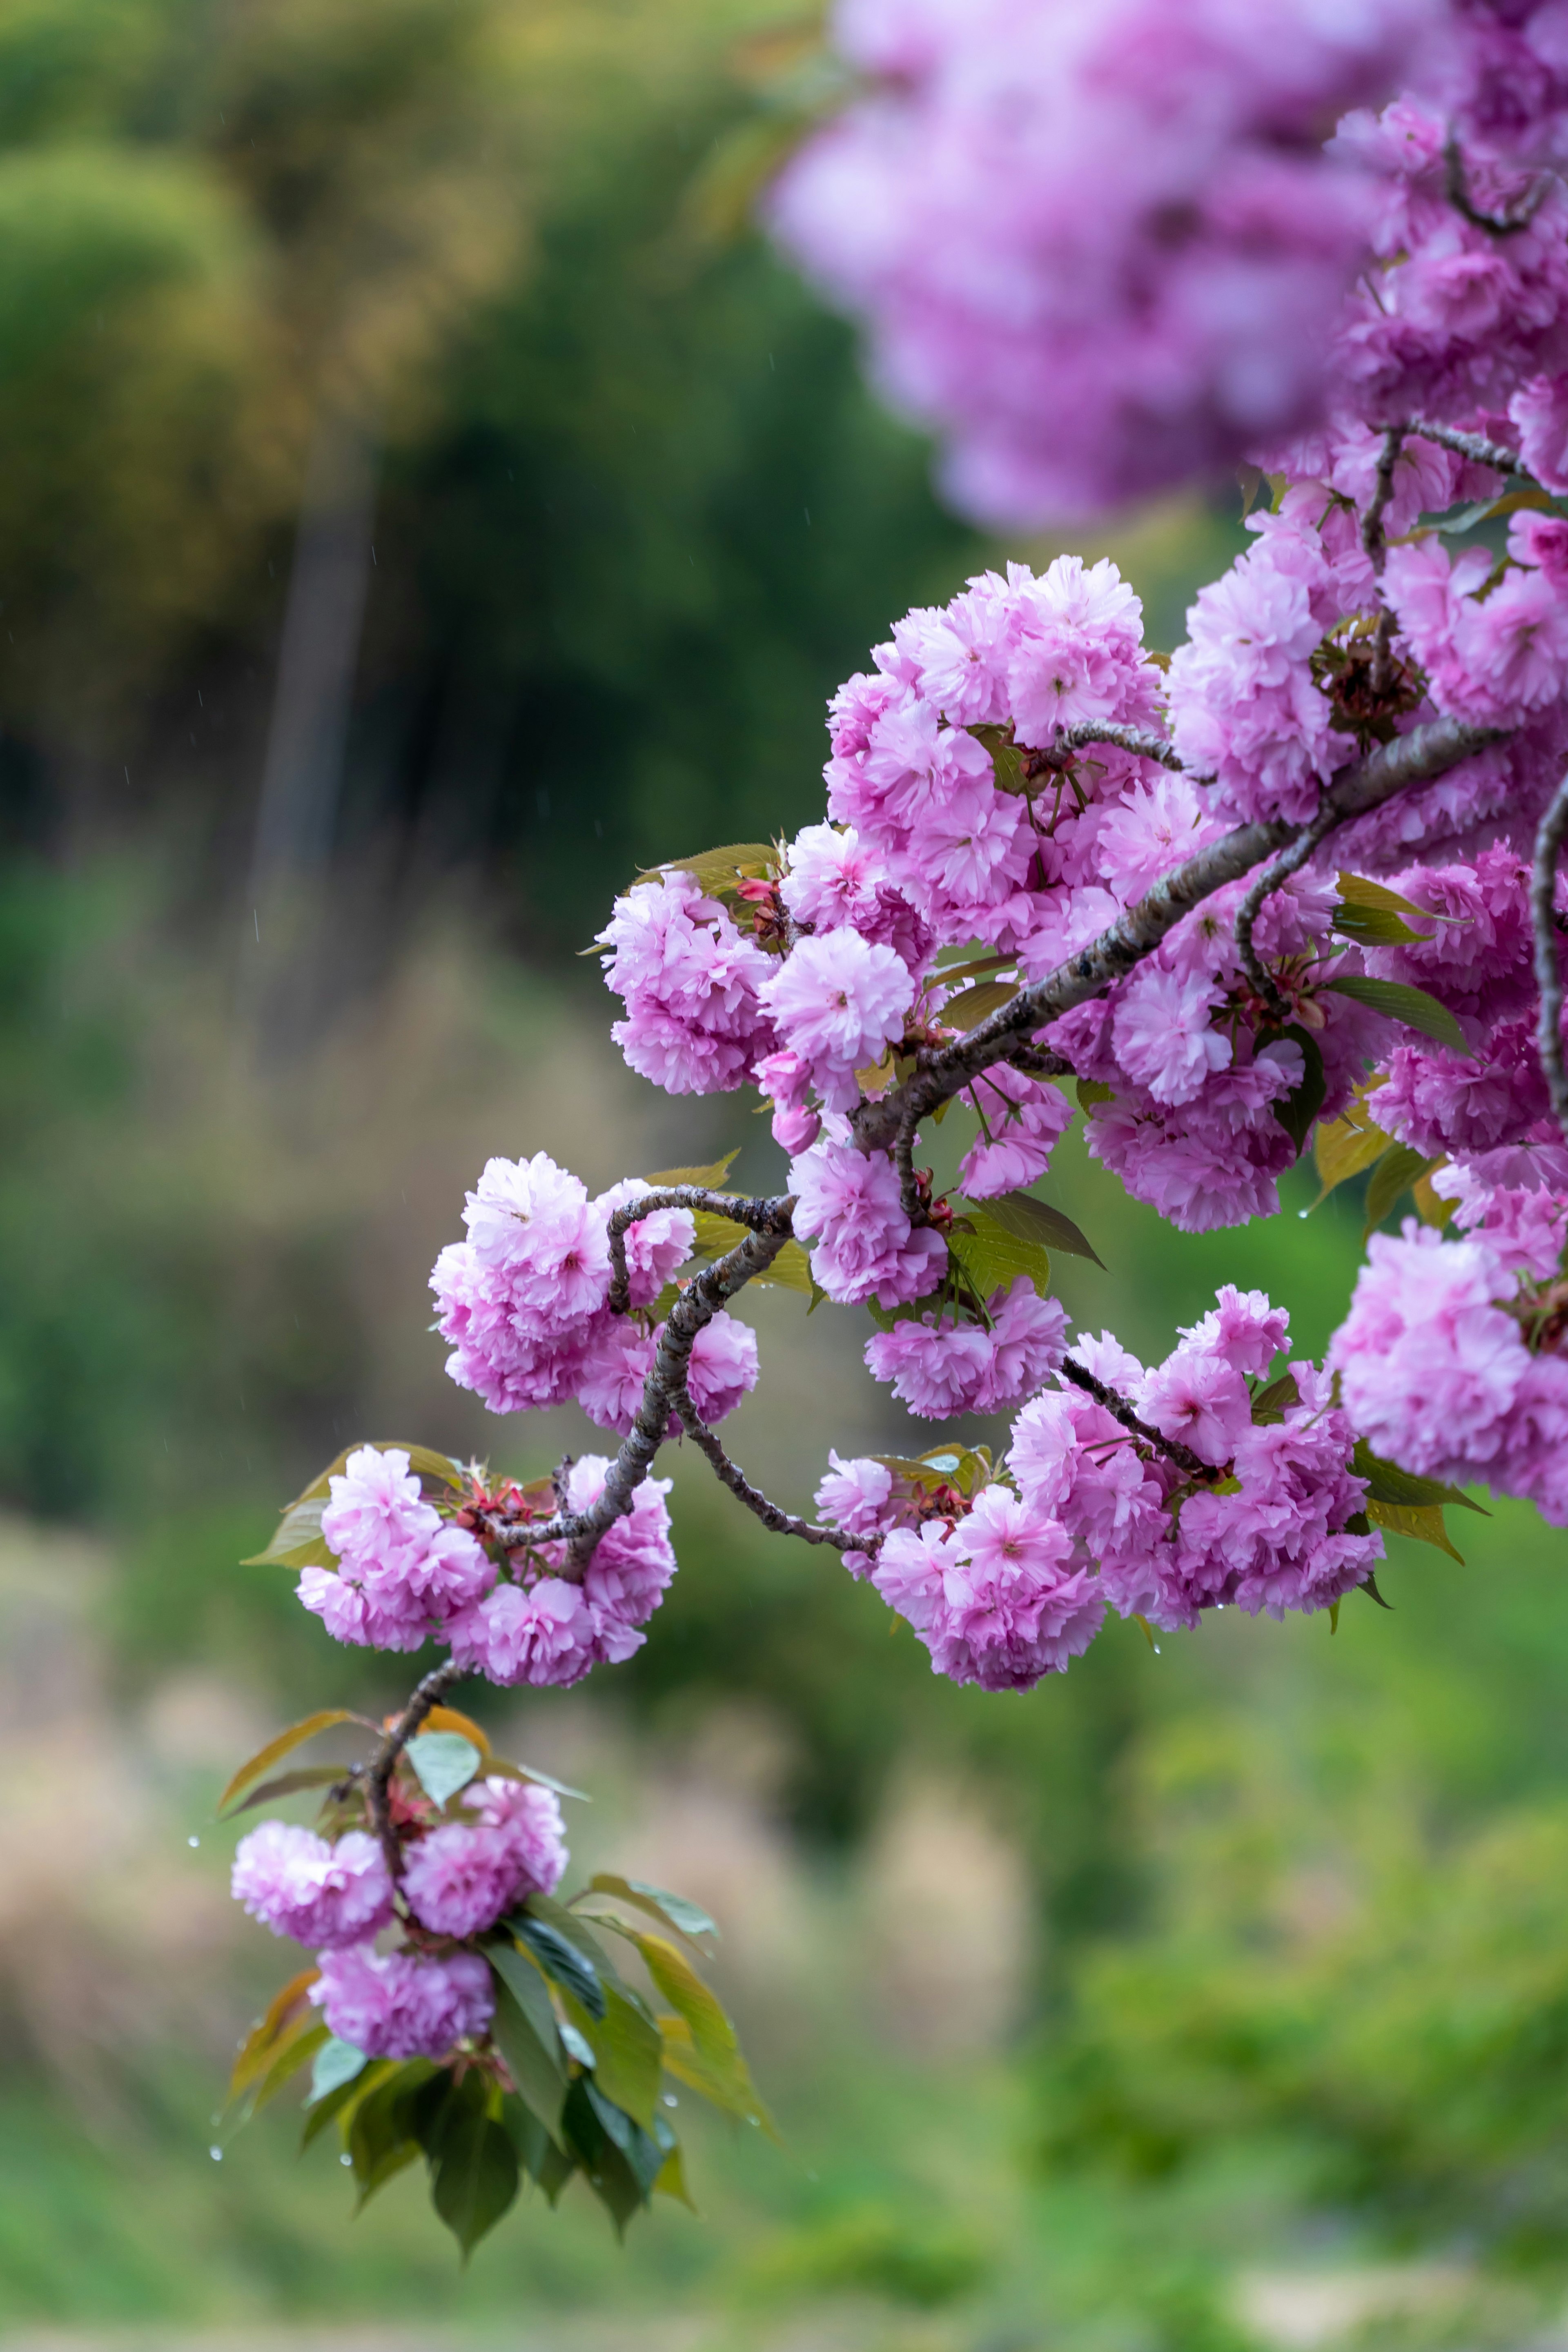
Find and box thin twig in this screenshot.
[1406,418,1529,478]
[1234,793,1350,1013]
[852,716,1504,1155]
[1054,723,1185,771]
[365,1659,466,1887]
[606,1187,784,1316]
[893,1103,922,1218]
[671,1382,876,1555]
[1533,772,1568,1138]
[1361,425,1405,568]
[1060,1357,1212,1480]
[1444,133,1552,238]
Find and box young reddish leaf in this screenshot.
[250,2021,329,2114]
[229,1967,320,2102]
[229,1765,348,1815]
[422,1704,491,1754]
[219,1712,360,1815]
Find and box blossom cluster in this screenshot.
[299,1444,677,1690]
[815,1286,1381,1690]
[232,1776,568,2060]
[431,1154,757,1433]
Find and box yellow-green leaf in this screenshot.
[942,978,1018,1031]
[1312,1099,1394,1207]
[1367,1497,1464,1562]
[227,1967,321,2106]
[965,1189,1104,1268]
[644,1151,741,1189]
[657,2012,776,2137]
[219,1712,359,1815]
[584,1875,718,1943]
[562,1982,663,2131]
[1412,1165,1456,1228]
[948,1208,1051,1300]
[1325,973,1469,1053]
[1364,1143,1437,1234]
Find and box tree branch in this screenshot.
[1443,133,1552,238]
[1533,771,1568,1139]
[1234,791,1350,1012]
[1406,417,1528,478]
[606,1187,784,1315]
[853,715,1503,1154]
[670,1381,876,1555]
[365,1658,466,1887]
[1060,1356,1213,1479]
[1361,425,1405,568]
[1052,722,1186,771]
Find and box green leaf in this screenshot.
[486,1956,568,2144]
[1364,1143,1437,1233]
[1330,872,1437,944]
[218,1713,358,1814]
[1264,1023,1326,1156]
[510,1913,606,2020]
[965,1188,1105,1269]
[1352,1440,1486,1514]
[1367,1497,1464,1562]
[581,2081,667,2197]
[239,1497,335,1571]
[347,2063,434,2208]
[301,2058,394,2149]
[584,1874,718,1943]
[1076,1078,1115,1109]
[1312,1092,1393,1206]
[1325,974,1469,1053]
[431,2110,520,2258]
[686,1208,813,1297]
[250,2020,329,2115]
[564,1981,663,2131]
[872,1446,991,1497]
[941,978,1019,1031]
[948,1208,1051,1301]
[654,2137,698,2210]
[283,1442,468,1512]
[561,2080,649,2235]
[404,1732,482,1809]
[644,1150,741,1189]
[481,1757,590,1803]
[1251,1372,1301,1425]
[968,722,1029,795]
[499,2092,555,2187]
[227,1968,321,2101]
[227,1764,348,1815]
[633,1931,776,2137]
[644,843,777,899]
[308,2036,367,2105]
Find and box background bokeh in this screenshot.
[5,5,1568,2349]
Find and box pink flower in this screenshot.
[1111,965,1232,1107]
[1327,1224,1530,1478]
[957,1065,1075,1198]
[1138,1346,1253,1466]
[463,1777,569,1897]
[1096,773,1225,904]
[590,1180,695,1308]
[1180,1285,1290,1378]
[1005,557,1158,744]
[402,1822,529,1940]
[445,1577,613,1689]
[320,1446,439,1572]
[310,1944,494,2060]
[599,871,775,1096]
[758,930,914,1111]
[563,1457,678,1632]
[232,1824,393,1950]
[790,1135,948,1306]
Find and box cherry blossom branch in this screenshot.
[1361,425,1405,566]
[670,1381,876,1554]
[1405,417,1530,478]
[1060,1356,1212,1479]
[1532,771,1568,1138]
[854,715,1503,1154]
[365,1657,466,1886]
[1443,133,1552,238]
[1233,790,1351,1013]
[1053,722,1185,771]
[606,1187,783,1316]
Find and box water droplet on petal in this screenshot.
[1298,1208,1309,1221]
[188,1835,200,1848]
[1153,1644,1162,1654]
[209,2145,223,2161]
[662,2093,678,2108]
[341,2153,353,2167]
